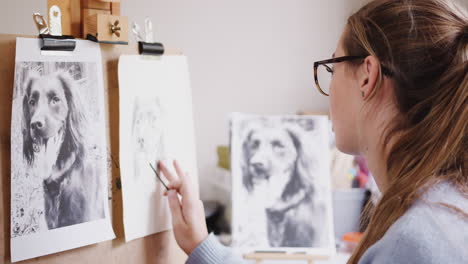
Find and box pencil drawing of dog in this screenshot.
[22,71,105,229]
[242,123,327,247]
[132,96,167,181]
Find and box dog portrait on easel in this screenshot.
[231,114,333,251]
[11,62,106,235]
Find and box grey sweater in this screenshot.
[186,181,468,264]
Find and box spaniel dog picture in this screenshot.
[231,113,335,253]
[10,37,115,263]
[11,61,107,236]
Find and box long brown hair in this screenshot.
[342,0,468,262]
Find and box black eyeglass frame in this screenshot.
[313,55,393,96]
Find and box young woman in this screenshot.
[159,0,468,263]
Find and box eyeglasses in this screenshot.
[313,55,393,96]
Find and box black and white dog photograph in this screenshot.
[11,61,107,236]
[231,114,334,251]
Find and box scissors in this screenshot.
[149,163,169,191]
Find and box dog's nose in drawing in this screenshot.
[251,162,266,174]
[31,120,44,131]
[252,162,264,170]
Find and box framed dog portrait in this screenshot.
[10,38,115,262]
[230,113,335,255]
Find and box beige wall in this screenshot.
[1,0,466,199]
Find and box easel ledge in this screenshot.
[244,252,330,264]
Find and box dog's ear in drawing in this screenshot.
[22,74,39,165]
[55,72,87,169]
[281,124,316,201]
[241,129,256,193]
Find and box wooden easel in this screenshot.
[244,252,330,264]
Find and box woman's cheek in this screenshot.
[329,78,346,150]
[329,79,338,123]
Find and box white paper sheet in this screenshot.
[10,37,115,262]
[118,55,199,242]
[230,113,335,255]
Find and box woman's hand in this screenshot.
[159,160,208,255]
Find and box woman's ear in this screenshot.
[359,56,380,100]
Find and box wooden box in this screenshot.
[83,14,128,43]
[111,2,121,15]
[82,8,111,38]
[81,0,111,10]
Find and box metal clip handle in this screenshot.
[33,13,50,35]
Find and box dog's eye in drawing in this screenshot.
[271,140,285,150]
[272,140,288,156]
[249,139,260,150]
[51,96,61,104]
[28,99,36,106]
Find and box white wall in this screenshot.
[123,0,354,200]
[2,0,466,200]
[0,0,353,199]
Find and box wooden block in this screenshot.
[82,8,111,38]
[81,0,111,10]
[70,0,81,37]
[111,2,121,15]
[84,14,128,43]
[48,0,72,35]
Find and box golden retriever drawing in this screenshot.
[241,123,327,247]
[22,71,105,229]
